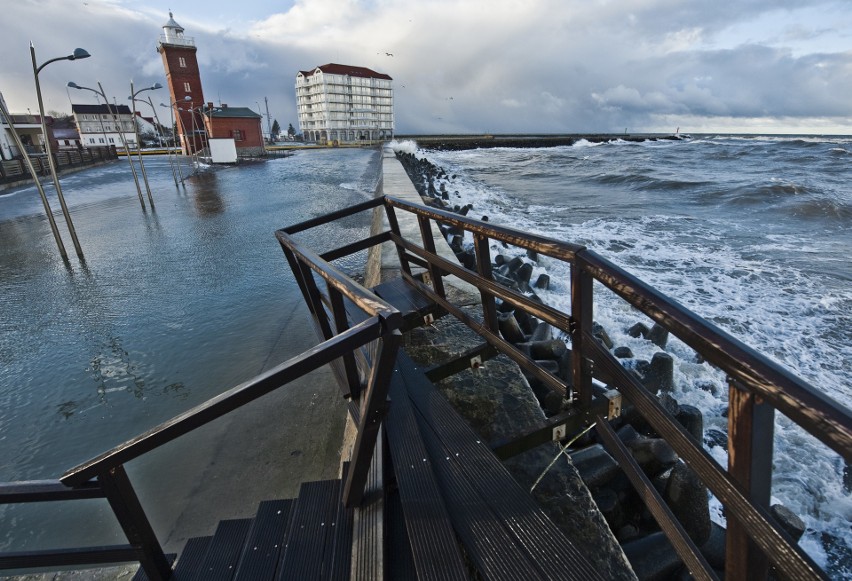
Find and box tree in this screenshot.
[271,119,280,138]
[287,123,296,138]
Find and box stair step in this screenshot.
[277,479,342,580]
[233,499,294,580]
[172,536,212,580]
[193,518,253,580]
[328,469,354,580]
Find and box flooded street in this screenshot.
[0,148,379,553]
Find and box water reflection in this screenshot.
[0,149,380,554]
[189,169,226,216]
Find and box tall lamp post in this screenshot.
[31,43,89,258]
[136,95,179,186]
[161,96,191,184]
[129,81,162,207]
[68,81,146,209]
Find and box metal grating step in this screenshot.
[277,479,342,580]
[386,370,468,580]
[328,465,354,580]
[192,518,252,581]
[172,536,212,580]
[234,499,294,580]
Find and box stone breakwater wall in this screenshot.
[395,150,808,581]
[396,133,687,151]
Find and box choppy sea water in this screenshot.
[392,135,851,577]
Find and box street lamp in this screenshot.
[68,80,146,209]
[31,43,89,258]
[128,81,162,206]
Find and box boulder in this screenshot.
[665,461,711,545]
[530,322,553,342]
[526,339,568,360]
[614,346,634,359]
[593,487,625,531]
[675,405,703,442]
[497,312,526,344]
[770,504,806,542]
[569,444,621,489]
[647,324,669,348]
[622,532,683,581]
[533,273,550,290]
[628,322,651,339]
[627,435,678,476]
[593,321,615,349]
[644,352,674,393]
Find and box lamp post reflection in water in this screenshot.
[68,81,146,210]
[32,43,90,258]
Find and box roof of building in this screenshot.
[163,11,184,32]
[204,106,261,119]
[71,104,132,115]
[298,63,392,81]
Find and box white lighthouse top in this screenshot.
[159,12,194,47]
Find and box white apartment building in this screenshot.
[71,104,138,149]
[296,63,393,144]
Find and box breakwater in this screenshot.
[395,133,686,151]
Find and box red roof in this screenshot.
[299,63,392,81]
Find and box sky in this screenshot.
[2,0,851,135]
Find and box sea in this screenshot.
[391,135,851,577]
[0,149,380,562]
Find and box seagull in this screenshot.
[385,52,394,57]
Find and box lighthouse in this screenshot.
[157,12,206,154]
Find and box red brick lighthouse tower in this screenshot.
[157,12,205,154]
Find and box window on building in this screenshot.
[108,138,114,143]
[178,57,186,68]
[98,138,104,143]
[90,138,96,144]
[231,129,244,141]
[184,82,191,92]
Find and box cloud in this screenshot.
[2,0,852,134]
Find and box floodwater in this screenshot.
[0,148,380,555]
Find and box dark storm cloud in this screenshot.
[2,0,851,134]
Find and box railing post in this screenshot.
[384,202,413,278]
[416,214,446,299]
[473,233,499,332]
[726,379,774,580]
[343,329,401,507]
[329,285,363,399]
[571,258,593,407]
[99,465,172,580]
